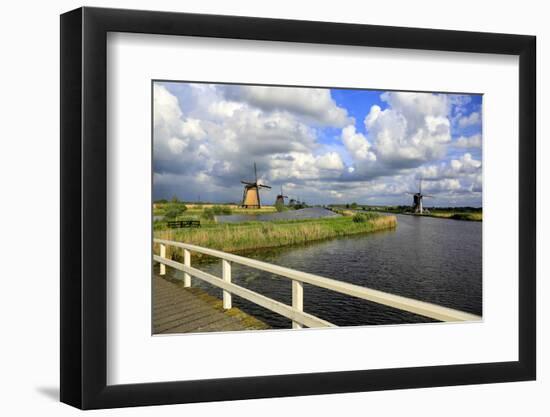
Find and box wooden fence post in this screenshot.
[222,260,232,309]
[183,249,191,287]
[292,280,303,329]
[159,244,166,276]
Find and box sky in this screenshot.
[153,81,482,207]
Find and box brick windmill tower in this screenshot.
[241,162,271,208]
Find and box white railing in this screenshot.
[154,238,481,329]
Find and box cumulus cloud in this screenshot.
[221,85,351,127]
[454,134,482,148]
[422,178,462,193]
[153,83,482,206]
[153,84,210,176]
[316,152,345,171]
[153,83,349,199]
[417,153,481,180]
[449,153,482,173]
[267,151,346,183]
[458,111,481,128]
[364,92,451,168]
[207,100,244,118]
[341,125,376,161]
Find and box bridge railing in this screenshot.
[154,238,481,329]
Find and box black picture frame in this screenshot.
[60,6,536,410]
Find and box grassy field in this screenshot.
[154,203,276,215]
[337,206,483,222]
[425,211,483,221]
[153,203,277,229]
[154,214,397,258]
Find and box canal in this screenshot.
[167,214,482,329]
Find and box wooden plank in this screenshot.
[153,300,207,315]
[152,276,268,333]
[153,290,199,305]
[154,298,207,315]
[154,307,211,328]
[155,309,215,333]
[292,280,303,329]
[157,302,213,320]
[222,259,232,309]
[183,249,191,287]
[198,317,251,332]
[164,313,235,333]
[159,244,166,275]
[154,288,211,315]
[155,303,224,333]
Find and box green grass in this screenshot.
[352,212,380,222]
[153,205,278,230]
[154,214,397,257]
[333,205,483,222]
[427,211,482,221]
[155,203,276,213]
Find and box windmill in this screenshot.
[407,180,433,214]
[241,162,271,208]
[275,185,288,206]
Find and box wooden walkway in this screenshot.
[153,275,269,334]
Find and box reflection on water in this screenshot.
[167,214,482,328]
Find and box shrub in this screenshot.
[352,213,367,223]
[164,201,187,219]
[352,212,380,223]
[202,208,215,220]
[211,205,232,215]
[164,208,180,219]
[275,201,285,212]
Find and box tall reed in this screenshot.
[154,215,397,258]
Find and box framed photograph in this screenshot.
[60,7,536,409]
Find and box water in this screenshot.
[215,207,340,223]
[167,214,482,328]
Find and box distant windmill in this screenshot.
[407,180,433,214]
[241,162,271,208]
[275,185,288,206]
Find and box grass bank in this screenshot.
[425,211,482,221]
[154,214,397,257]
[153,204,277,229]
[330,205,483,222]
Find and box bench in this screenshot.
[166,220,201,229]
